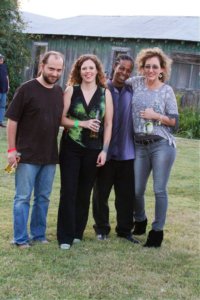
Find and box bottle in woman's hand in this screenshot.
[90,109,100,139]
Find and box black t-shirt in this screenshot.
[6,79,63,164]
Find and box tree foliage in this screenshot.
[0,0,31,100]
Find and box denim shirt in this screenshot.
[107,80,135,161]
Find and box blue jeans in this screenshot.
[0,93,7,123]
[134,139,176,231]
[13,163,56,244]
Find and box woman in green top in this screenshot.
[57,54,113,250]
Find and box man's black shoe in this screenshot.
[118,234,140,244]
[125,235,140,244]
[0,123,6,128]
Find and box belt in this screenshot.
[135,138,162,145]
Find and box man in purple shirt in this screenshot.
[92,54,139,243]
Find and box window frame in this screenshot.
[31,42,48,78]
[170,52,200,91]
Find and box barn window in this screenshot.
[108,46,132,78]
[32,42,48,78]
[170,53,200,90]
[111,47,132,65]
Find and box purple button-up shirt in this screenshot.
[107,80,135,161]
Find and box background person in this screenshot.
[5,51,64,249]
[57,54,113,250]
[92,54,139,244]
[0,53,10,127]
[127,47,178,247]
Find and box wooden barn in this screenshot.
[22,12,200,104]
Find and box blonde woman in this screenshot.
[127,47,178,247]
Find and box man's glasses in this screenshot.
[144,65,159,70]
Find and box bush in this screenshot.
[175,93,200,139]
[0,1,31,102]
[177,108,200,139]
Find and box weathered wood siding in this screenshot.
[25,35,200,95]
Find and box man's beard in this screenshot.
[42,73,59,85]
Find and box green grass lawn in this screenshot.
[0,128,199,300]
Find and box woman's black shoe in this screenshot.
[143,230,163,248]
[132,218,147,235]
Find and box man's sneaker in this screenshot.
[10,241,31,249]
[96,234,108,241]
[60,243,71,250]
[16,243,31,249]
[30,239,49,245]
[73,238,81,244]
[0,123,6,128]
[40,239,49,244]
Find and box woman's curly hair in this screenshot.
[67,54,107,88]
[135,47,173,82]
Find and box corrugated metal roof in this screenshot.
[21,12,200,42]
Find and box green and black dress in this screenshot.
[57,85,106,246]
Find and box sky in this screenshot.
[19,0,199,19]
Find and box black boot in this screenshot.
[132,219,147,235]
[143,230,163,248]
